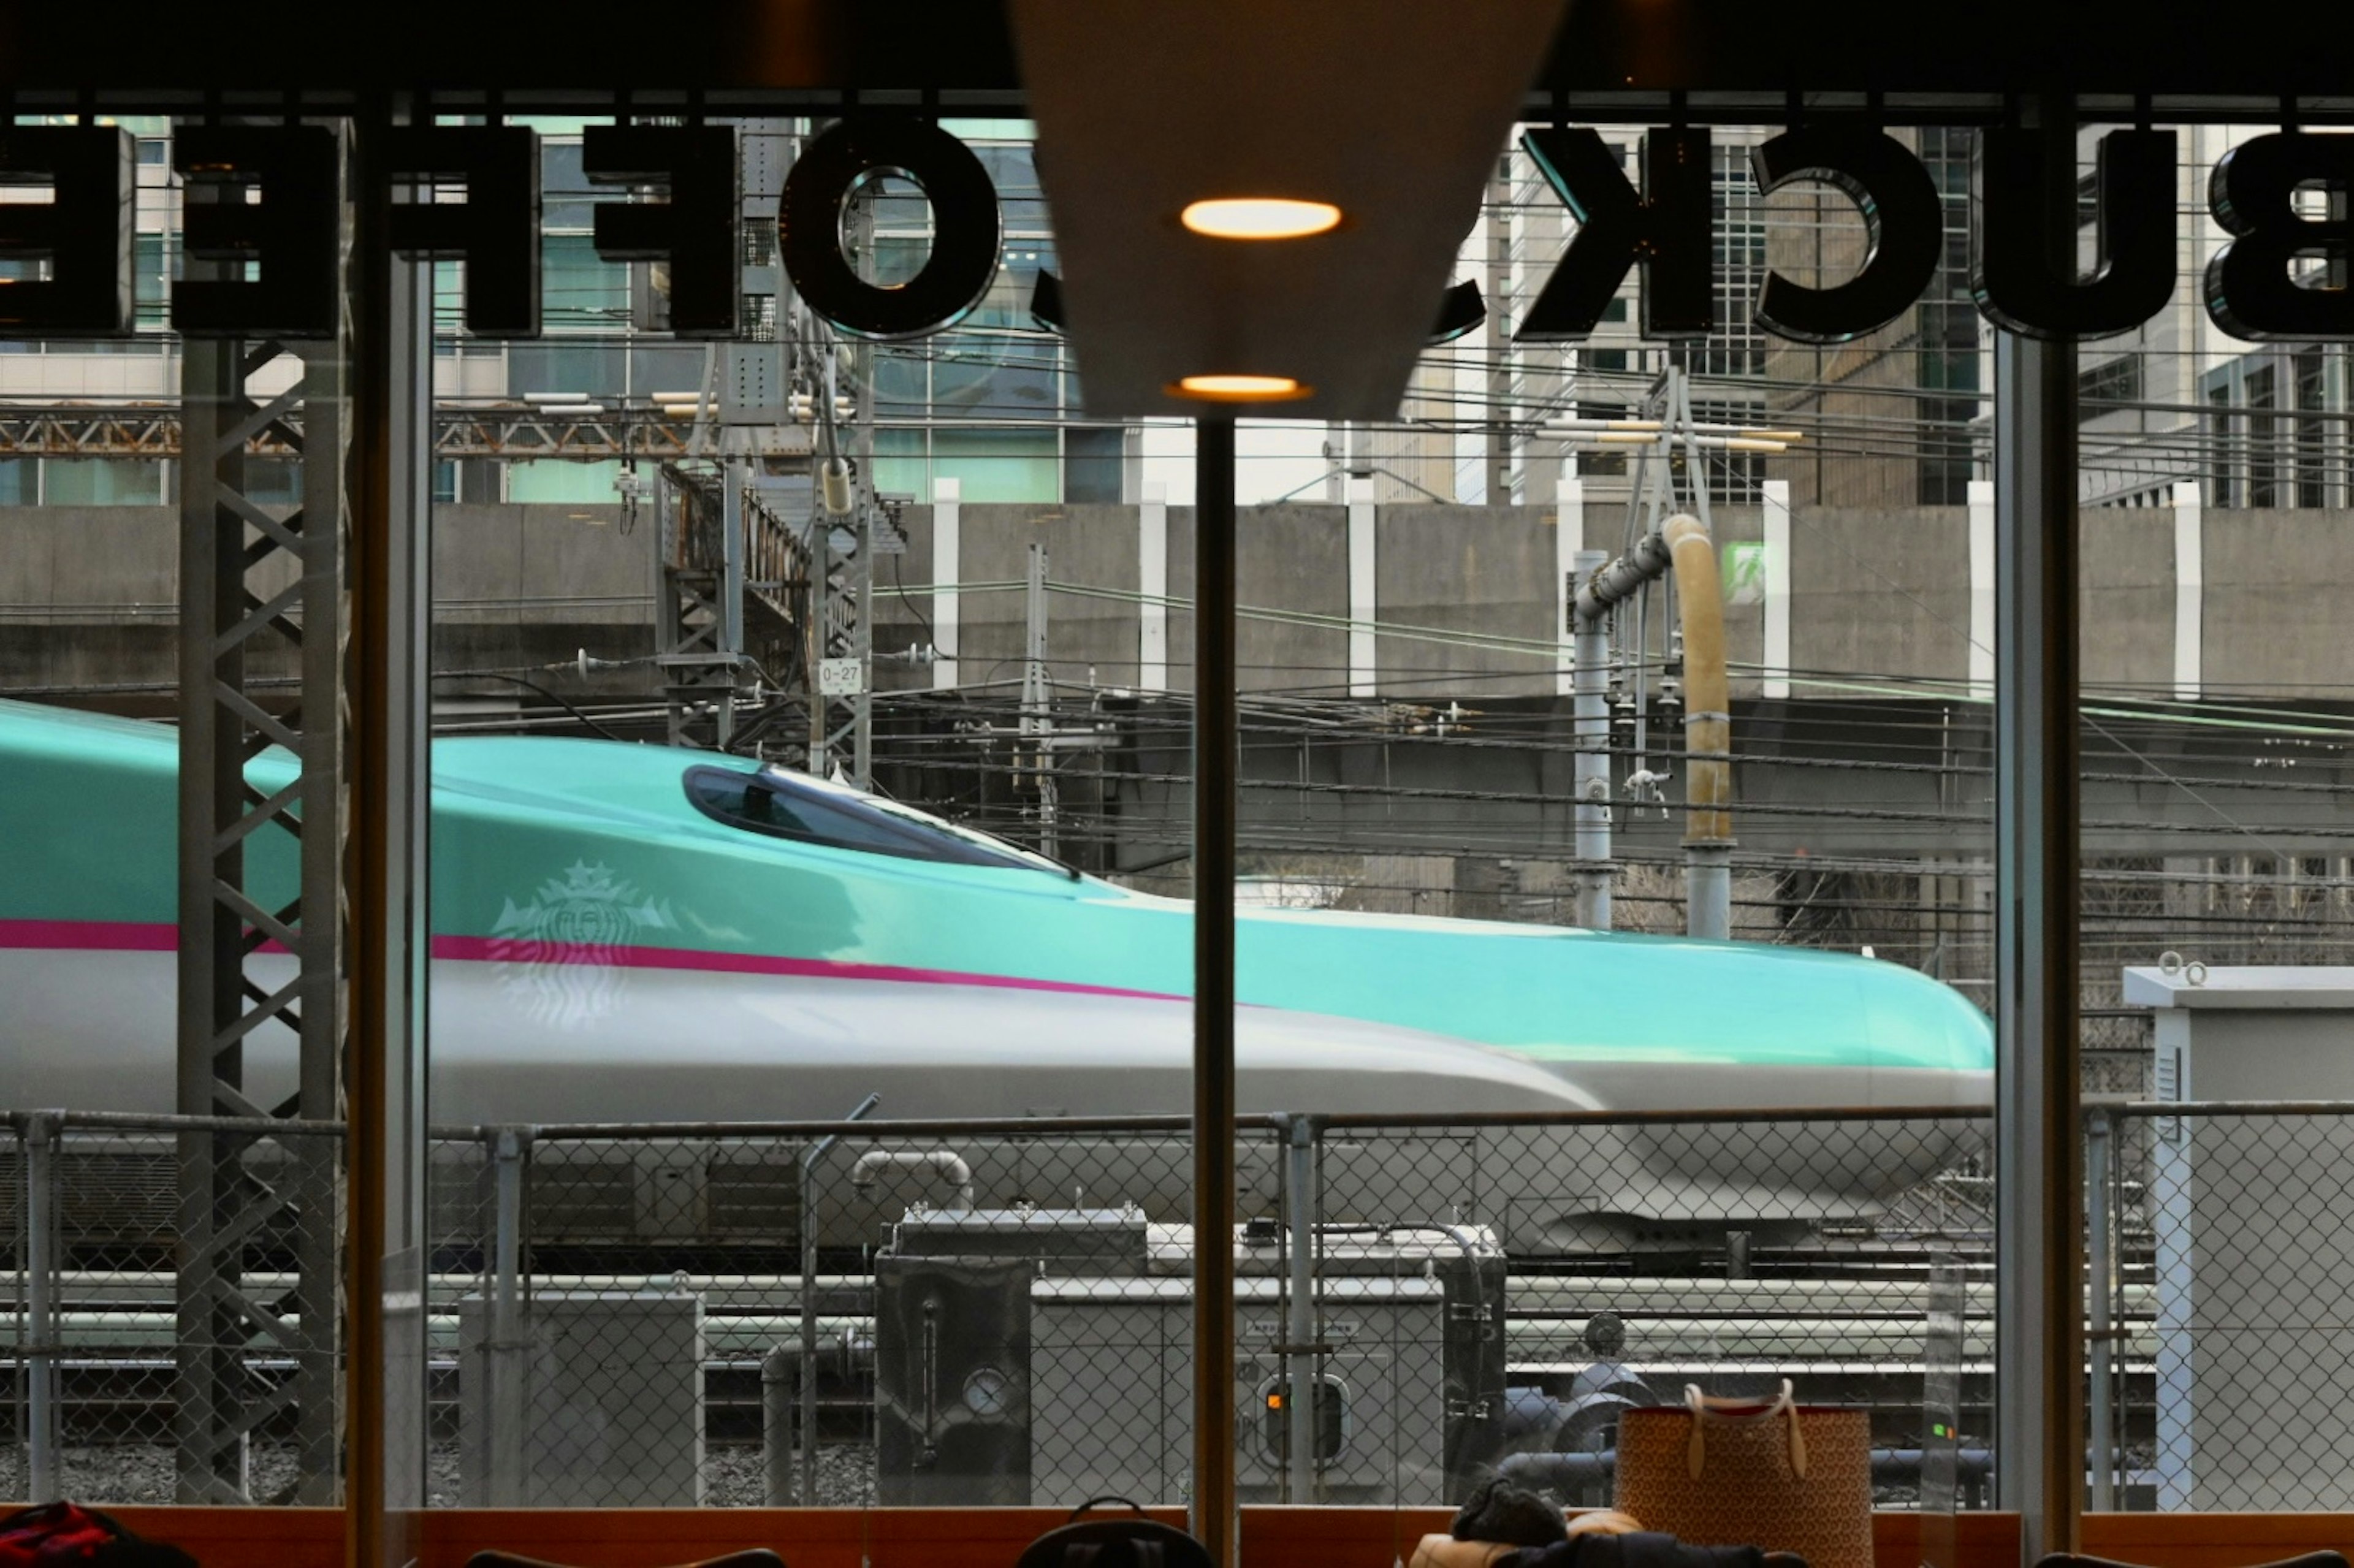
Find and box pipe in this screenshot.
[1283,1115,1319,1504]
[1664,514,1734,940]
[486,1126,531,1507]
[1570,550,1611,929]
[1572,532,1674,626]
[763,1345,799,1505]
[848,1149,975,1211]
[801,1091,880,1507]
[764,1331,878,1507]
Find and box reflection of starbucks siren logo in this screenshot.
[489,862,676,1029]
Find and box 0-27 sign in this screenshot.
[0,118,2348,345]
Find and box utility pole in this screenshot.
[1021,542,1059,858]
[1556,367,1799,937]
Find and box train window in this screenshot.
[684,764,1072,874]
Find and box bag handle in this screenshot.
[1070,1497,1150,1521]
[1683,1379,1805,1480]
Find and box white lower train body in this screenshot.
[2,948,1990,1254]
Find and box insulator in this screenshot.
[1609,690,1637,753]
[821,457,855,516]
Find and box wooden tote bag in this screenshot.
[1614,1382,1873,1568]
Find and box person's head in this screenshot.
[1452,1479,1567,1547]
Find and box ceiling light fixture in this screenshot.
[1179,197,1343,240]
[1171,374,1312,403]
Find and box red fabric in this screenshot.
[0,1505,134,1568]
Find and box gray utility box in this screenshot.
[872,1209,1495,1507]
[2127,964,2354,1510]
[457,1289,704,1507]
[1029,1274,1447,1507]
[874,1208,1145,1505]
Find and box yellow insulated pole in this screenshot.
[1664,514,1734,938]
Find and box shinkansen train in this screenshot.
[0,699,1992,1251]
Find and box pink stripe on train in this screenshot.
[0,917,1185,1004]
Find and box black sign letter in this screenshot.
[1517,126,1713,341]
[1973,127,2173,340]
[1750,126,1943,343]
[780,117,1000,341]
[0,126,132,336]
[385,126,540,338]
[2207,132,2354,341]
[172,126,340,339]
[584,126,737,338]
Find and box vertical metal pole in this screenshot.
[1571,551,1612,930]
[349,96,436,1568]
[850,501,875,790]
[175,116,350,1509]
[1023,542,1058,859]
[487,1127,528,1507]
[798,1146,825,1507]
[1192,414,1238,1566]
[1284,1116,1318,1505]
[1992,90,2083,1564]
[173,308,247,1508]
[801,1092,880,1505]
[719,460,745,751]
[24,1111,58,1504]
[2086,1108,2116,1512]
[763,1346,799,1505]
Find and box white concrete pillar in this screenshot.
[1347,476,1377,698]
[931,476,961,690]
[1138,481,1169,691]
[1968,478,1995,699]
[2172,478,2203,701]
[1762,479,1791,701]
[1555,476,1583,698]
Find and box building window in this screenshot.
[44,457,166,506]
[1065,428,1124,504]
[2246,363,2279,508]
[2078,354,2142,420]
[2207,379,2240,508]
[506,459,622,504]
[2295,349,2331,509]
[1915,127,1979,506]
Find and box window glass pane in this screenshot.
[44,457,164,505]
[934,427,1057,501]
[1066,426,1124,503]
[872,427,929,497]
[629,344,706,397]
[508,341,625,396]
[505,459,620,503]
[934,344,1056,419]
[542,232,628,330]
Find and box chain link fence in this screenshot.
[7,1102,2012,1512]
[2089,1101,2354,1513]
[2,1110,343,1507]
[429,1107,1998,1510]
